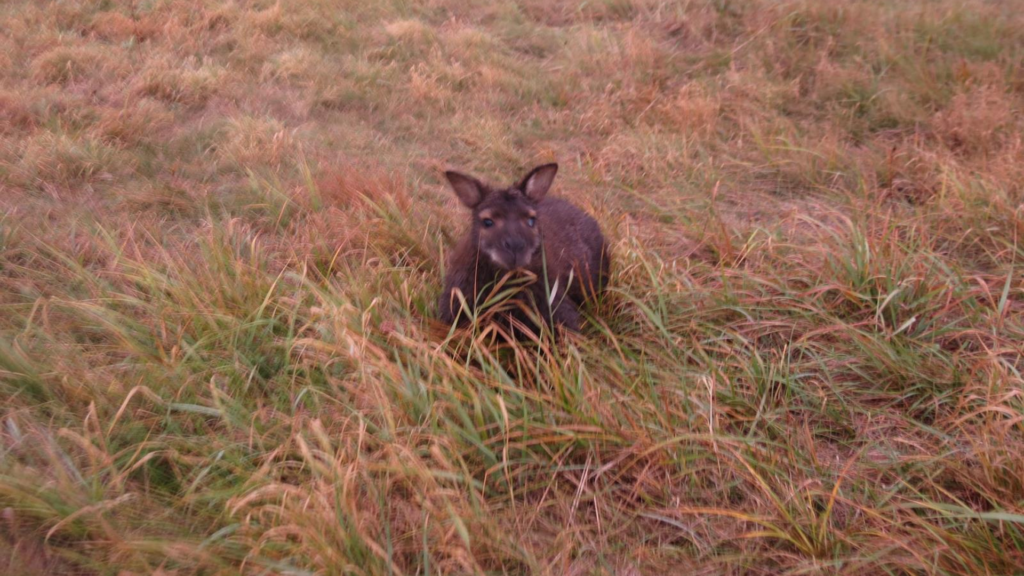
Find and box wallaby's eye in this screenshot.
[482,218,494,228]
[527,217,536,228]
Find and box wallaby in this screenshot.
[438,163,609,333]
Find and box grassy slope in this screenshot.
[1,0,1023,574]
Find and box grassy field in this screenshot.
[1,0,1023,574]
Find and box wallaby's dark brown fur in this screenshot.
[438,163,609,333]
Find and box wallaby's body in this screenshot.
[438,164,609,332]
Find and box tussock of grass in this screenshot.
[2,0,1023,574]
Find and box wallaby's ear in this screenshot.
[445,171,485,208]
[520,163,558,202]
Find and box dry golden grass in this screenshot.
[1,0,1023,574]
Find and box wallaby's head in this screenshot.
[444,163,558,271]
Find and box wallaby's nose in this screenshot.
[503,239,525,252]
[502,238,531,268]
